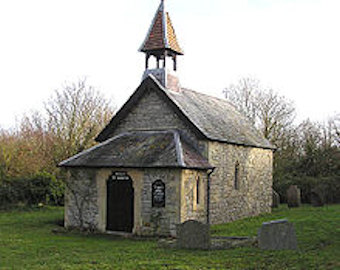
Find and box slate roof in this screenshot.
[165,86,274,149]
[97,76,274,150]
[59,130,212,169]
[139,0,183,55]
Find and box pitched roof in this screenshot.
[165,87,274,149]
[139,0,183,55]
[59,130,212,169]
[96,76,274,150]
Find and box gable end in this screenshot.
[96,76,206,142]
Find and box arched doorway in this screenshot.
[106,172,134,232]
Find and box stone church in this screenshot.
[59,0,274,236]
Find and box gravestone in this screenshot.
[176,220,210,250]
[272,189,280,208]
[287,185,301,208]
[258,219,298,250]
[311,187,325,207]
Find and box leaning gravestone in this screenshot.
[272,189,280,208]
[176,220,210,250]
[258,219,298,250]
[287,185,301,208]
[311,186,325,207]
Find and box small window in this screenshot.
[196,177,200,204]
[234,162,240,190]
[152,180,165,207]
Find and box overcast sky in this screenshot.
[0,0,339,129]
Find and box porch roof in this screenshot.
[59,130,212,170]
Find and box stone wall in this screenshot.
[140,168,181,236]
[111,90,194,138]
[180,170,208,224]
[208,142,273,224]
[65,167,182,236]
[108,88,208,156]
[64,168,99,230]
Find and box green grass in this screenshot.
[0,205,339,269]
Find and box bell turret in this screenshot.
[140,0,183,91]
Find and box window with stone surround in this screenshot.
[234,162,240,190]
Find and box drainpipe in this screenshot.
[206,167,215,225]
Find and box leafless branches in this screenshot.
[224,78,296,145]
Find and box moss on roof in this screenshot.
[59,130,212,169]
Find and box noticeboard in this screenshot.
[152,180,165,207]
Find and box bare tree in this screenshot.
[45,79,115,162]
[256,89,295,143]
[223,78,259,125]
[331,114,340,145]
[224,78,296,146]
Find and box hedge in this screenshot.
[0,172,64,208]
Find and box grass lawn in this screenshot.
[0,205,339,269]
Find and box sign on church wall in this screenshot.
[152,180,165,207]
[110,171,130,181]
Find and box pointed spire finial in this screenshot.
[139,0,183,71]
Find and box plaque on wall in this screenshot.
[152,180,165,207]
[110,171,130,181]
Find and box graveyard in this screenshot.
[0,204,339,269]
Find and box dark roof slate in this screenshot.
[97,76,274,150]
[164,86,274,149]
[59,130,212,169]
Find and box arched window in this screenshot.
[196,176,200,204]
[152,180,165,207]
[234,162,240,190]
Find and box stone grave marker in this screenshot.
[176,220,210,250]
[258,219,298,250]
[311,187,325,207]
[272,189,280,208]
[287,185,301,208]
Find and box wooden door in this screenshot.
[106,173,134,232]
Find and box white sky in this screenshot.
[0,0,339,129]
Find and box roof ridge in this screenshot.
[180,87,238,108]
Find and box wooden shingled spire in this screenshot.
[139,0,183,71]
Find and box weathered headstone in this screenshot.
[176,220,210,250]
[272,189,280,208]
[258,219,298,250]
[311,187,325,207]
[287,185,301,208]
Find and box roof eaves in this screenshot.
[60,164,214,170]
[95,80,148,142]
[207,137,276,151]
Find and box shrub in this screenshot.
[0,173,64,209]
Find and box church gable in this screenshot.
[96,77,203,143]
